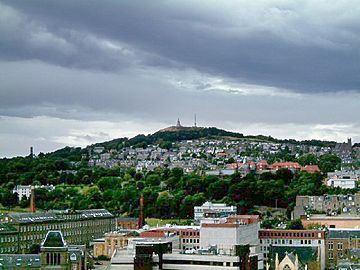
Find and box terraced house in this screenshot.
[0,209,115,253]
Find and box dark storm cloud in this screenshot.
[1,0,360,93]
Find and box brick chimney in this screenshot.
[30,186,36,213]
[138,195,145,229]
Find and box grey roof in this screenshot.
[328,229,360,239]
[8,212,60,224]
[7,209,113,224]
[0,254,41,268]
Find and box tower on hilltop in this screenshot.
[176,118,182,127]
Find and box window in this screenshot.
[328,241,334,250]
[337,242,343,250]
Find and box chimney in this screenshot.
[138,195,145,229]
[30,186,36,213]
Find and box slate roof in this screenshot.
[0,254,41,268]
[8,212,60,224]
[328,229,360,239]
[7,209,113,224]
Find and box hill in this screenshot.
[87,126,336,152]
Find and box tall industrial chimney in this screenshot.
[30,186,36,213]
[138,195,145,229]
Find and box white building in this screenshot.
[12,185,55,201]
[326,170,360,189]
[12,185,32,201]
[200,215,263,269]
[194,201,237,221]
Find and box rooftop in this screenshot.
[328,229,360,239]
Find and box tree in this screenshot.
[286,219,304,230]
[319,154,341,173]
[298,154,318,166]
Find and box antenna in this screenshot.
[194,113,197,127]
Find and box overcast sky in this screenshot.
[0,0,359,157]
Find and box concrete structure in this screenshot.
[259,229,325,270]
[140,225,200,252]
[194,201,237,221]
[326,229,360,269]
[301,215,360,229]
[110,242,258,270]
[200,215,263,269]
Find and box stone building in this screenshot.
[259,229,325,270]
[93,232,131,258]
[293,194,360,219]
[0,231,86,270]
[325,229,360,269]
[0,209,115,253]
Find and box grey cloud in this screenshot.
[1,0,360,93]
[0,60,359,127]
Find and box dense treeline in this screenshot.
[1,158,356,219]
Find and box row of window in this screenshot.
[0,235,17,243]
[182,238,199,244]
[19,219,112,232]
[0,246,17,253]
[328,241,343,250]
[260,239,321,245]
[259,231,321,238]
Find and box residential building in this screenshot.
[293,194,360,219]
[259,229,325,270]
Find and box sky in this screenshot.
[0,0,359,157]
